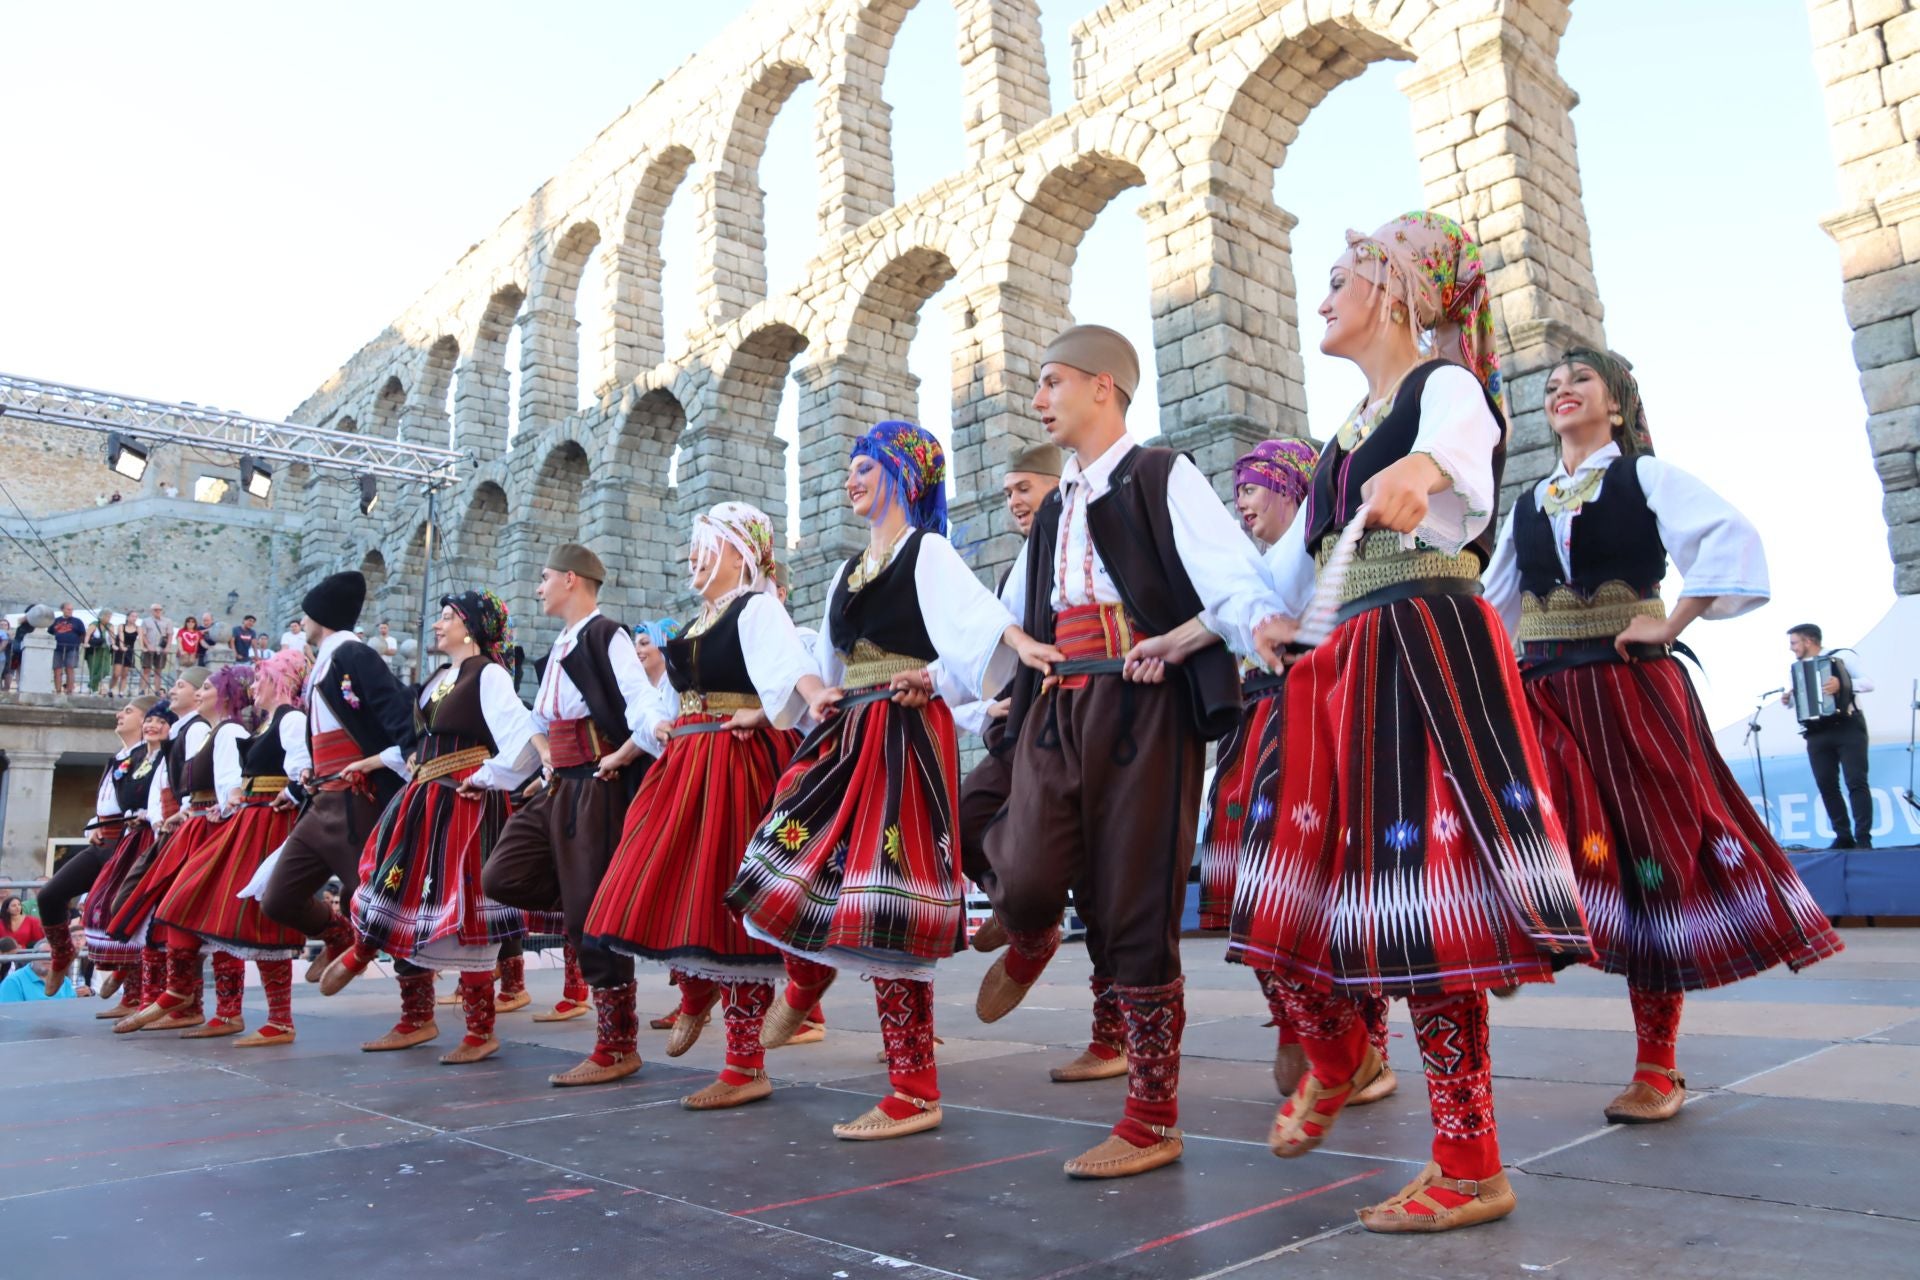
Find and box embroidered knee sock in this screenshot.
[1087,975,1124,1060]
[1629,986,1684,1094]
[210,952,246,1022]
[1003,925,1060,986]
[141,946,167,1009]
[120,958,146,1008]
[319,911,356,961]
[1261,971,1368,1139]
[589,981,639,1066]
[675,972,718,1017]
[460,971,497,1045]
[395,971,436,1032]
[496,953,526,998]
[1408,990,1500,1212]
[259,960,293,1029]
[1358,992,1392,1067]
[561,940,589,1005]
[780,954,837,1013]
[160,945,203,1013]
[43,918,75,970]
[720,981,774,1086]
[1113,978,1185,1147]
[873,978,939,1120]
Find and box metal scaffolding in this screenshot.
[0,372,463,484]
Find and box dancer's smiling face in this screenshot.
[1545,360,1617,446]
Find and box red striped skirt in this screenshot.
[102,810,219,943]
[153,798,306,959]
[726,693,962,981]
[1524,655,1843,991]
[1198,679,1285,930]
[585,715,799,980]
[1227,593,1593,997]
[84,822,155,966]
[351,765,519,970]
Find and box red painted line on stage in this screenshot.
[0,1116,389,1168]
[1027,1169,1381,1280]
[733,1147,1060,1215]
[527,1187,596,1203]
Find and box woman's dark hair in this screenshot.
[0,896,20,920]
[1556,347,1653,456]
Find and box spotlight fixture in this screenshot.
[239,455,273,500]
[106,432,150,481]
[358,473,380,515]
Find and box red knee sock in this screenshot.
[210,952,246,1023]
[1087,975,1124,1061]
[1113,979,1185,1147]
[140,946,167,1008]
[120,959,146,1008]
[395,971,436,1033]
[1409,990,1500,1212]
[1003,926,1059,986]
[1260,971,1367,1138]
[720,981,773,1086]
[589,981,639,1066]
[780,954,836,1014]
[561,940,589,1004]
[459,971,496,1045]
[496,953,526,998]
[44,919,75,970]
[260,960,293,1029]
[158,944,203,1013]
[804,1002,826,1028]
[1629,986,1684,1094]
[873,978,938,1120]
[675,972,718,1017]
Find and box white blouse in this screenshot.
[944,564,1026,740]
[529,609,658,742]
[630,592,818,748]
[306,630,408,779]
[209,722,249,815]
[816,531,1018,703]
[276,709,312,788]
[425,660,541,792]
[94,744,137,818]
[1483,443,1770,635]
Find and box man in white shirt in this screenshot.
[482,543,657,1087]
[278,618,308,661]
[1783,623,1877,848]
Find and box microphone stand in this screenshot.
[1745,690,1778,835]
[1903,679,1920,822]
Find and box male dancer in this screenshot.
[974,325,1288,1178]
[482,544,658,1086]
[259,571,418,1010]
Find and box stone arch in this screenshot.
[597,388,689,615]
[358,549,388,605]
[617,146,698,378]
[529,439,590,540]
[369,375,407,439]
[414,335,460,445]
[687,318,809,546]
[454,480,509,584]
[523,220,604,423]
[702,56,823,326]
[455,285,525,461]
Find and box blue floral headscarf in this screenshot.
[849,420,948,535]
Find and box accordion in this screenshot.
[1791,655,1854,723]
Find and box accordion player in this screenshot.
[1783,624,1874,849]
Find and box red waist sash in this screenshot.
[547,717,613,770]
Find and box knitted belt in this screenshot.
[678,690,761,718]
[415,746,491,784]
[1518,582,1667,643]
[246,776,290,796]
[841,640,930,688]
[1317,530,1482,618]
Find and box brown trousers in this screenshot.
[978,677,1202,988]
[481,773,634,990]
[262,789,380,937]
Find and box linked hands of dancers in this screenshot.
[593,739,643,781]
[1253,614,1299,673]
[1123,617,1222,683]
[724,707,769,738]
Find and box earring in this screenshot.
[1609,413,1624,427]
[1390,306,1408,325]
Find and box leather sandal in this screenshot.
[1350,1059,1398,1107]
[974,952,1038,1024]
[435,987,463,1006]
[319,951,370,997]
[114,996,191,1034]
[1270,1044,1380,1158]
[179,1016,245,1039]
[760,999,814,1050]
[682,1070,773,1110]
[234,1023,296,1048]
[785,1022,825,1046]
[1049,1047,1128,1083]
[1357,1161,1516,1233]
[666,987,721,1058]
[440,1036,501,1065]
[970,915,1008,953]
[833,1093,942,1140]
[362,1021,439,1052]
[145,1007,206,1032]
[1064,1127,1183,1179]
[97,999,141,1020]
[98,971,123,1001]
[494,989,532,1014]
[1604,1064,1687,1124]
[548,1051,642,1087]
[535,999,592,1023]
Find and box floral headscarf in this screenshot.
[850,420,947,534]
[442,590,511,664]
[1233,438,1318,505]
[207,663,255,719]
[635,618,681,646]
[1342,210,1503,418]
[690,501,778,595]
[253,647,309,711]
[1558,346,1652,456]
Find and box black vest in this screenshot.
[1302,359,1507,567]
[828,531,939,664]
[243,707,295,778]
[416,660,497,762]
[667,595,756,697]
[556,614,636,750]
[1008,447,1241,742]
[111,745,153,813]
[166,714,204,792]
[179,719,234,797]
[1512,456,1666,600]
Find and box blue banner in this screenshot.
[1721,742,1920,847]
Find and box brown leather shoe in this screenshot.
[975,953,1037,1024]
[1357,1161,1516,1233]
[146,1007,206,1032]
[667,987,720,1058]
[549,1052,643,1087]
[43,961,72,997]
[1350,1060,1398,1107]
[1273,1042,1307,1096]
[784,1022,825,1046]
[319,953,368,997]
[440,1036,501,1065]
[179,1016,245,1039]
[1049,1048,1128,1083]
[495,989,532,1014]
[682,1070,773,1110]
[760,999,811,1050]
[112,999,175,1034]
[234,1024,296,1048]
[362,1022,439,1052]
[649,1008,678,1030]
[98,971,123,1001]
[970,915,1008,953]
[1604,1065,1687,1124]
[1271,1044,1380,1158]
[833,1094,942,1140]
[96,1000,141,1020]
[1064,1129,1183,1179]
[534,999,591,1023]
[436,987,463,1006]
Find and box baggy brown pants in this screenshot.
[481,772,634,990]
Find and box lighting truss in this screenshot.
[0,372,462,485]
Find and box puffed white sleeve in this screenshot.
[1636,456,1769,620]
[95,757,123,818]
[1481,510,1523,636]
[739,593,817,731]
[913,533,1017,701]
[1845,653,1875,694]
[1165,456,1285,656]
[1407,363,1503,555]
[279,710,310,799]
[815,564,849,689]
[626,678,675,758]
[466,663,541,789]
[608,630,660,745]
[1262,516,1318,620]
[147,760,170,825]
[213,723,248,814]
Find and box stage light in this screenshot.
[239,456,273,500]
[107,433,150,481]
[358,473,380,515]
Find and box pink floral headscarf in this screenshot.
[1341,210,1503,418]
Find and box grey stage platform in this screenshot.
[2,931,1914,1279]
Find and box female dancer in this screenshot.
[39,696,151,996]
[114,665,254,1035]
[84,699,173,1018]
[586,504,821,1109]
[151,650,312,1045]
[324,591,538,1063]
[727,421,1059,1140]
[1484,347,1841,1123]
[1229,212,1591,1232]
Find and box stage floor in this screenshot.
[3,931,1915,1279]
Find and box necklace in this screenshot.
[1542,466,1606,516]
[1333,364,1420,452]
[849,526,909,593]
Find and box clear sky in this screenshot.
[0,1,1883,726]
